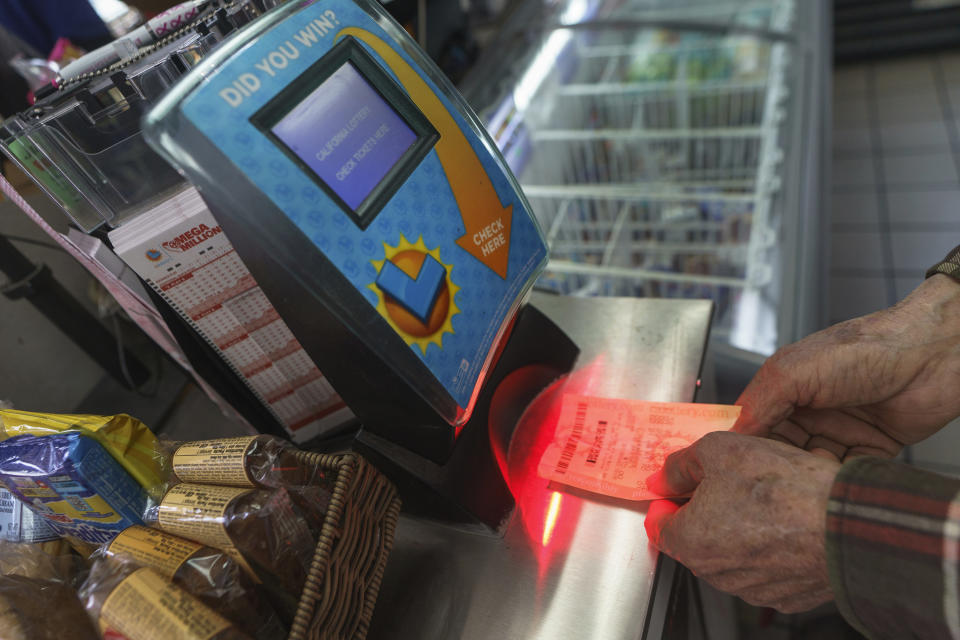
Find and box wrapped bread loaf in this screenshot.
[151,483,316,620]
[80,561,251,640]
[0,539,79,583]
[0,574,98,640]
[104,525,285,639]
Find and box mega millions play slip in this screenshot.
[537,394,741,501]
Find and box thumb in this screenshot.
[645,441,706,497]
[645,499,680,550]
[732,359,799,436]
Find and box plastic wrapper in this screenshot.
[102,525,285,639]
[0,488,58,543]
[7,56,59,92]
[0,433,149,554]
[80,559,251,640]
[165,435,313,488]
[161,435,333,532]
[0,539,80,584]
[149,483,316,621]
[0,574,99,640]
[0,410,167,499]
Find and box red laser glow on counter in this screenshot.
[488,355,611,561]
[488,368,575,561]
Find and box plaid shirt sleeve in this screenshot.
[827,456,960,640]
[927,245,960,282]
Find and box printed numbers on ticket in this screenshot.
[537,394,741,501]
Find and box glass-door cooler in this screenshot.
[462,0,831,390]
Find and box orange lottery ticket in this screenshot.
[537,394,741,501]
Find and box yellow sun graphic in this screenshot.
[369,235,460,354]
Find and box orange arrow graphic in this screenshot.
[337,27,513,279]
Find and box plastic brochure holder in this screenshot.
[0,0,275,233]
[1,40,206,232]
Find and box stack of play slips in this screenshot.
[0,433,148,548]
[109,187,354,443]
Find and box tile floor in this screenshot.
[832,52,960,474]
[832,53,960,319]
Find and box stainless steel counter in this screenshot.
[366,294,713,640]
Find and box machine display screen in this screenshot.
[270,61,418,212]
[253,37,437,229]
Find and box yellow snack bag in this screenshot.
[0,410,167,499]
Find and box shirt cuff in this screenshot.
[827,456,960,640]
[927,244,960,282]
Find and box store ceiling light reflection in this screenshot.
[512,0,593,111]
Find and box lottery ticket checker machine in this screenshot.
[145,0,580,529]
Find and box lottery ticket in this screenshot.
[537,394,741,501]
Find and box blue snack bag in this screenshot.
[0,433,148,546]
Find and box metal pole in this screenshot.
[418,0,428,49]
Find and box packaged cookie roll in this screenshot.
[80,560,250,640]
[151,483,315,619]
[165,436,333,531]
[0,574,99,640]
[168,436,306,487]
[103,525,285,639]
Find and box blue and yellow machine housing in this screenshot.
[145,0,551,464]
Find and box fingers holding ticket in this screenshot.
[536,394,740,501]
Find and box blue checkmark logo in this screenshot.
[375,253,447,324]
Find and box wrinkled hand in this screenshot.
[645,431,839,613]
[734,275,960,461]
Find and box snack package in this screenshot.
[151,483,316,620]
[0,574,99,640]
[167,435,310,487]
[0,539,80,583]
[164,436,333,531]
[80,561,251,640]
[103,525,285,639]
[0,488,58,543]
[0,410,166,499]
[0,433,149,550]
